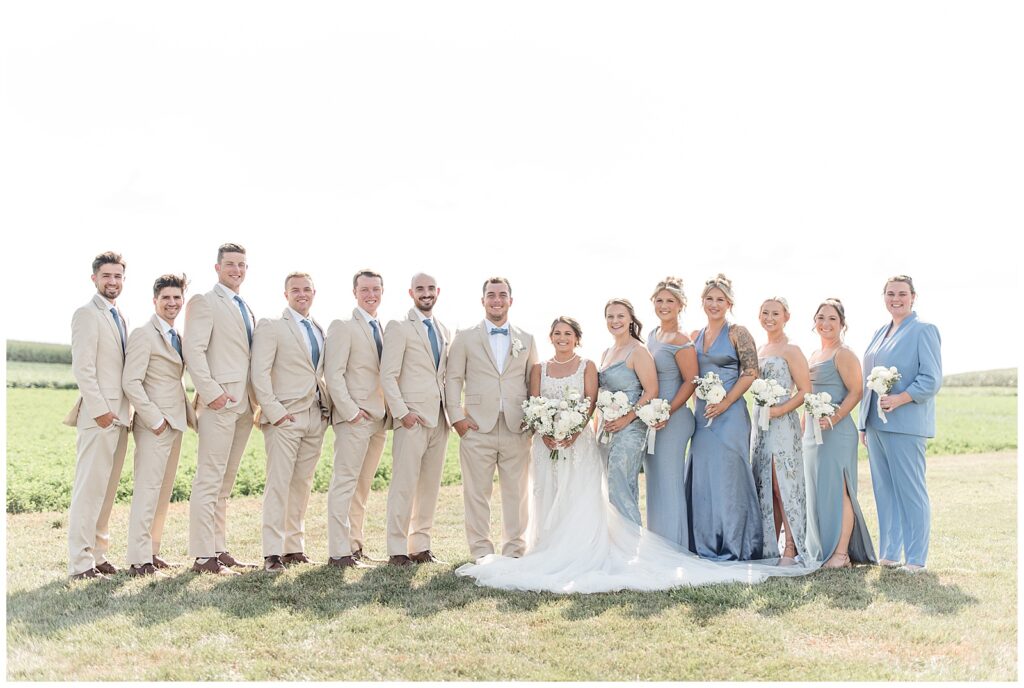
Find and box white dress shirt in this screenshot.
[485,319,511,412]
[287,307,324,363]
[216,282,254,331]
[486,319,511,370]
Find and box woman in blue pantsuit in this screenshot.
[859,275,942,573]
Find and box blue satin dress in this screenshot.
[684,323,764,561]
[802,357,877,564]
[644,331,695,546]
[598,360,647,525]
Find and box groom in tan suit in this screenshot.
[184,243,259,575]
[250,272,332,573]
[380,273,451,566]
[122,273,197,577]
[324,269,390,566]
[65,251,131,579]
[446,277,537,560]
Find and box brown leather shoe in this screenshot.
[281,552,314,565]
[352,548,385,563]
[328,555,372,569]
[95,561,119,575]
[152,555,180,569]
[388,555,415,567]
[128,563,167,578]
[218,551,258,569]
[191,557,240,576]
[264,555,285,573]
[69,568,107,580]
[409,550,446,564]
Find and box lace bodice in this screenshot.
[540,359,588,399]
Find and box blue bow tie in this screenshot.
[489,327,509,336]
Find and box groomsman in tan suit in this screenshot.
[65,251,131,579]
[184,243,259,576]
[323,269,390,567]
[445,277,538,560]
[250,272,332,573]
[122,274,197,577]
[380,273,451,566]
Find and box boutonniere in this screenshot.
[511,337,525,359]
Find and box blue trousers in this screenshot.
[866,429,930,566]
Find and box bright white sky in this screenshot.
[1,2,1020,375]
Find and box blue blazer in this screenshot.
[859,312,942,438]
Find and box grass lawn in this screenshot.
[5,385,1015,513]
[5,451,1017,681]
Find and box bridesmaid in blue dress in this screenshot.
[751,297,811,563]
[684,274,763,561]
[599,298,659,525]
[645,277,698,546]
[804,298,877,568]
[859,276,942,573]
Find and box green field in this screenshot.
[5,388,462,514]
[5,361,78,389]
[5,385,1017,513]
[5,452,1017,680]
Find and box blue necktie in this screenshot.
[301,319,320,368]
[233,295,253,347]
[369,320,383,360]
[424,318,441,369]
[489,327,508,336]
[169,328,182,359]
[110,308,126,354]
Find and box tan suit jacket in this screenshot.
[380,309,450,429]
[182,286,258,414]
[64,293,131,427]
[250,309,331,425]
[122,314,197,432]
[324,309,389,426]
[445,322,537,433]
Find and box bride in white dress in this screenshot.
[457,317,814,594]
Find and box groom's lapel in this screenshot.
[478,323,501,373]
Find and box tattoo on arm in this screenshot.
[731,326,759,378]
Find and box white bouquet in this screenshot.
[866,366,901,424]
[749,377,789,431]
[521,387,591,460]
[804,392,838,445]
[636,398,672,454]
[596,389,632,444]
[692,372,727,427]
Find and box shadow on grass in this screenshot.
[6,561,979,638]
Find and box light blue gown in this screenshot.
[599,359,647,525]
[803,357,877,564]
[685,323,764,561]
[644,330,695,547]
[750,356,807,559]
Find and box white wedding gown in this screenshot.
[456,360,816,594]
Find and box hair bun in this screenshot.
[826,297,843,305]
[715,273,732,287]
[662,276,684,289]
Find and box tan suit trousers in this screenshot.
[385,405,449,556]
[67,423,129,575]
[261,405,327,556]
[189,406,253,558]
[327,416,386,557]
[126,426,183,566]
[459,413,531,559]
